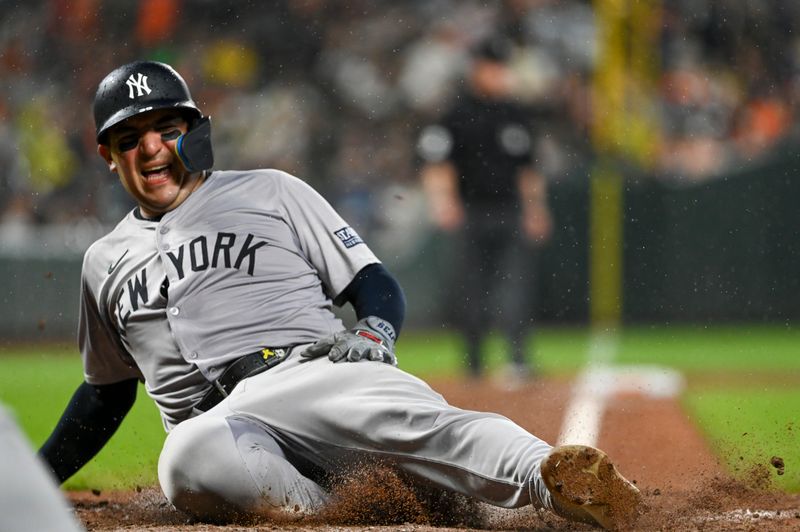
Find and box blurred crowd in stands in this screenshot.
[1,0,799,232]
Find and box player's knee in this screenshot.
[158,414,328,521]
[157,415,246,521]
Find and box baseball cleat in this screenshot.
[541,444,642,530]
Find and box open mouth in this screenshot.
[142,164,171,181]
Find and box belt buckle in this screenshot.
[211,378,229,398]
[261,347,286,366]
[198,347,289,413]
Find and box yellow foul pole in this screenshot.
[589,0,660,328]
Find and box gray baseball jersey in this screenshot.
[78,167,555,520]
[79,169,378,429]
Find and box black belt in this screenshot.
[195,347,291,412]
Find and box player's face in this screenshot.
[471,60,513,99]
[98,109,201,218]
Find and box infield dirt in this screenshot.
[68,376,800,531]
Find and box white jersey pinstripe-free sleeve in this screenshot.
[78,244,143,385]
[274,172,378,300]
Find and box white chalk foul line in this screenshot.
[698,508,794,524]
[557,331,685,446]
[557,366,610,446]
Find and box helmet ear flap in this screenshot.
[187,113,203,130]
[175,116,214,172]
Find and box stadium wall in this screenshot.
[1,146,798,340]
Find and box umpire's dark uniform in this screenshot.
[417,38,550,378]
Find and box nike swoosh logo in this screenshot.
[108,249,130,275]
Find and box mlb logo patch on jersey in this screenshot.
[334,226,364,248]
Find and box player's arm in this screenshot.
[39,378,137,484]
[417,121,462,231]
[304,263,406,365]
[420,161,464,231]
[336,262,405,334]
[517,166,553,243]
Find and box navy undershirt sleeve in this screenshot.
[336,263,406,335]
[39,379,138,484]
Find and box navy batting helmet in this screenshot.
[93,61,202,144]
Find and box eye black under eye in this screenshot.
[118,138,139,151]
[161,129,181,141]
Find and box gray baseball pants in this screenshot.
[158,350,553,520]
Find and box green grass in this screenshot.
[398,323,800,375]
[0,347,163,489]
[611,324,800,372]
[2,323,799,491]
[684,389,800,492]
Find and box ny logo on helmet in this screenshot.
[126,73,152,99]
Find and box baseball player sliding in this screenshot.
[39,61,641,530]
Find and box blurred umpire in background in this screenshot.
[417,35,553,382]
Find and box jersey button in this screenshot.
[161,243,170,251]
[189,352,198,359]
[169,307,180,316]
[159,226,170,234]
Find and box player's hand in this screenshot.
[430,197,465,232]
[301,316,397,366]
[522,203,553,244]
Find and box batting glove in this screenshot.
[301,316,397,366]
